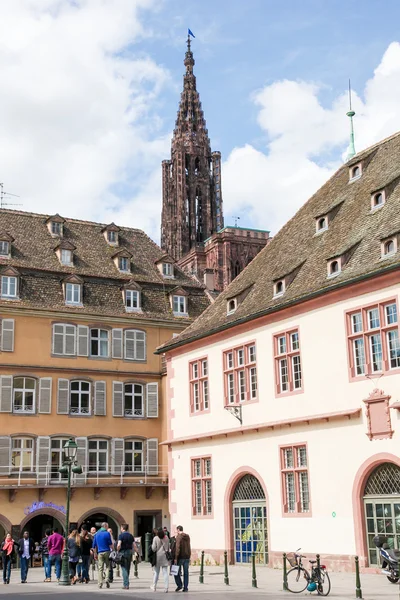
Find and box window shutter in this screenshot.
[52,324,64,355]
[1,319,14,352]
[146,383,158,418]
[111,438,124,475]
[57,379,69,414]
[124,330,135,360]
[94,381,106,416]
[0,376,12,413]
[146,438,158,475]
[38,378,52,414]
[75,437,87,483]
[136,331,146,361]
[36,436,50,484]
[112,381,124,417]
[77,325,89,357]
[0,436,11,476]
[112,329,123,359]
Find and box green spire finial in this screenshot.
[346,79,356,161]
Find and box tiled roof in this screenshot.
[0,210,209,322]
[159,131,400,350]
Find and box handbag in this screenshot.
[109,550,123,565]
[170,564,179,576]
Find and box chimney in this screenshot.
[203,268,215,291]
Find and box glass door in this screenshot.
[364,499,400,565]
[233,502,268,564]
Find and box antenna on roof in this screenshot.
[345,79,356,162]
[234,216,241,227]
[0,183,22,209]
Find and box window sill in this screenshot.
[370,204,385,213]
[349,174,361,183]
[173,312,189,317]
[314,227,328,236]
[12,410,35,415]
[69,412,92,417]
[273,292,284,299]
[282,510,312,519]
[1,296,19,301]
[327,272,341,279]
[65,303,83,308]
[125,308,142,313]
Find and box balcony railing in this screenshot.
[0,464,168,488]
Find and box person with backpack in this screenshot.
[150,528,171,593]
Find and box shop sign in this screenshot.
[23,501,66,516]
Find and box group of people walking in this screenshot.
[150,525,191,593]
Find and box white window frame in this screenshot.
[1,275,17,298]
[125,289,140,312]
[51,221,62,236]
[123,383,144,418]
[124,439,144,473]
[371,190,385,211]
[90,328,109,358]
[227,298,237,315]
[88,438,108,473]
[50,437,69,481]
[124,329,146,361]
[119,257,130,272]
[107,230,117,244]
[315,216,328,234]
[274,280,285,298]
[162,263,174,278]
[53,323,76,355]
[173,295,187,315]
[327,258,342,278]
[349,163,362,182]
[70,380,91,415]
[65,282,81,305]
[0,241,10,257]
[13,377,36,414]
[11,437,34,472]
[60,249,73,265]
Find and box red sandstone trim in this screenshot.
[273,326,304,397]
[279,442,312,518]
[161,408,361,446]
[190,454,214,519]
[189,355,210,416]
[363,389,393,440]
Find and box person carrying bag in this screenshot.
[150,528,170,593]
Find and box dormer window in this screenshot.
[163,263,173,277]
[349,163,362,181]
[381,237,397,259]
[273,280,285,298]
[126,289,140,311]
[227,298,237,315]
[173,295,187,315]
[102,223,120,246]
[1,275,18,298]
[371,190,385,211]
[0,242,10,257]
[63,275,83,307]
[316,216,328,233]
[327,258,341,278]
[119,257,129,272]
[61,249,73,266]
[46,214,65,237]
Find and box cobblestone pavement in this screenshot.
[0,563,398,599]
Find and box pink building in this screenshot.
[159,132,400,572]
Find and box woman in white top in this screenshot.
[150,528,170,592]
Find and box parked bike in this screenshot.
[286,549,331,596]
[373,535,399,584]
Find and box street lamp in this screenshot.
[58,438,83,586]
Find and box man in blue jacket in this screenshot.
[92,522,113,589]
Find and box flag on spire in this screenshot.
[188,28,195,38]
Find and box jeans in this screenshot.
[81,555,90,581]
[43,555,51,579]
[2,555,11,582]
[20,556,29,582]
[97,551,110,587]
[76,561,82,579]
[174,558,189,591]
[154,565,169,591]
[49,553,62,580]
[120,550,132,588]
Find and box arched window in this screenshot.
[384,240,395,256]
[227,299,237,315]
[317,217,327,232]
[328,259,341,277]
[372,191,385,209]
[364,463,400,496]
[233,474,266,501]
[351,165,361,180]
[274,280,285,296]
[13,377,36,413]
[124,383,144,418]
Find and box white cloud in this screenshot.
[0,0,169,238]
[222,42,400,235]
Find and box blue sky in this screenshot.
[1,0,400,241]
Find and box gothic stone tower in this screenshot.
[161,36,223,261]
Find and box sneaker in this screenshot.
[164,589,169,593]
[150,585,156,591]
[175,587,182,592]
[182,589,189,592]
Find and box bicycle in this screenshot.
[286,549,331,596]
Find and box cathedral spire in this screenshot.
[161,37,224,261]
[346,79,356,162]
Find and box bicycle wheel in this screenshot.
[317,569,331,596]
[286,567,308,593]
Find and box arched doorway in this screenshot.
[232,474,268,564]
[363,462,400,565]
[78,508,126,539]
[21,513,64,545]
[0,514,12,542]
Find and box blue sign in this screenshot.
[24,501,66,516]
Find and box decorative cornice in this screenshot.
[161,408,361,446]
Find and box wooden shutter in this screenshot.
[146,383,158,418]
[124,330,135,360]
[36,436,50,484]
[94,381,106,416]
[38,378,52,414]
[111,438,124,475]
[0,376,12,413]
[136,331,146,361]
[77,325,89,357]
[75,437,87,483]
[1,319,14,352]
[112,381,124,417]
[0,436,11,476]
[112,329,123,359]
[52,324,64,355]
[57,379,69,414]
[146,438,158,475]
